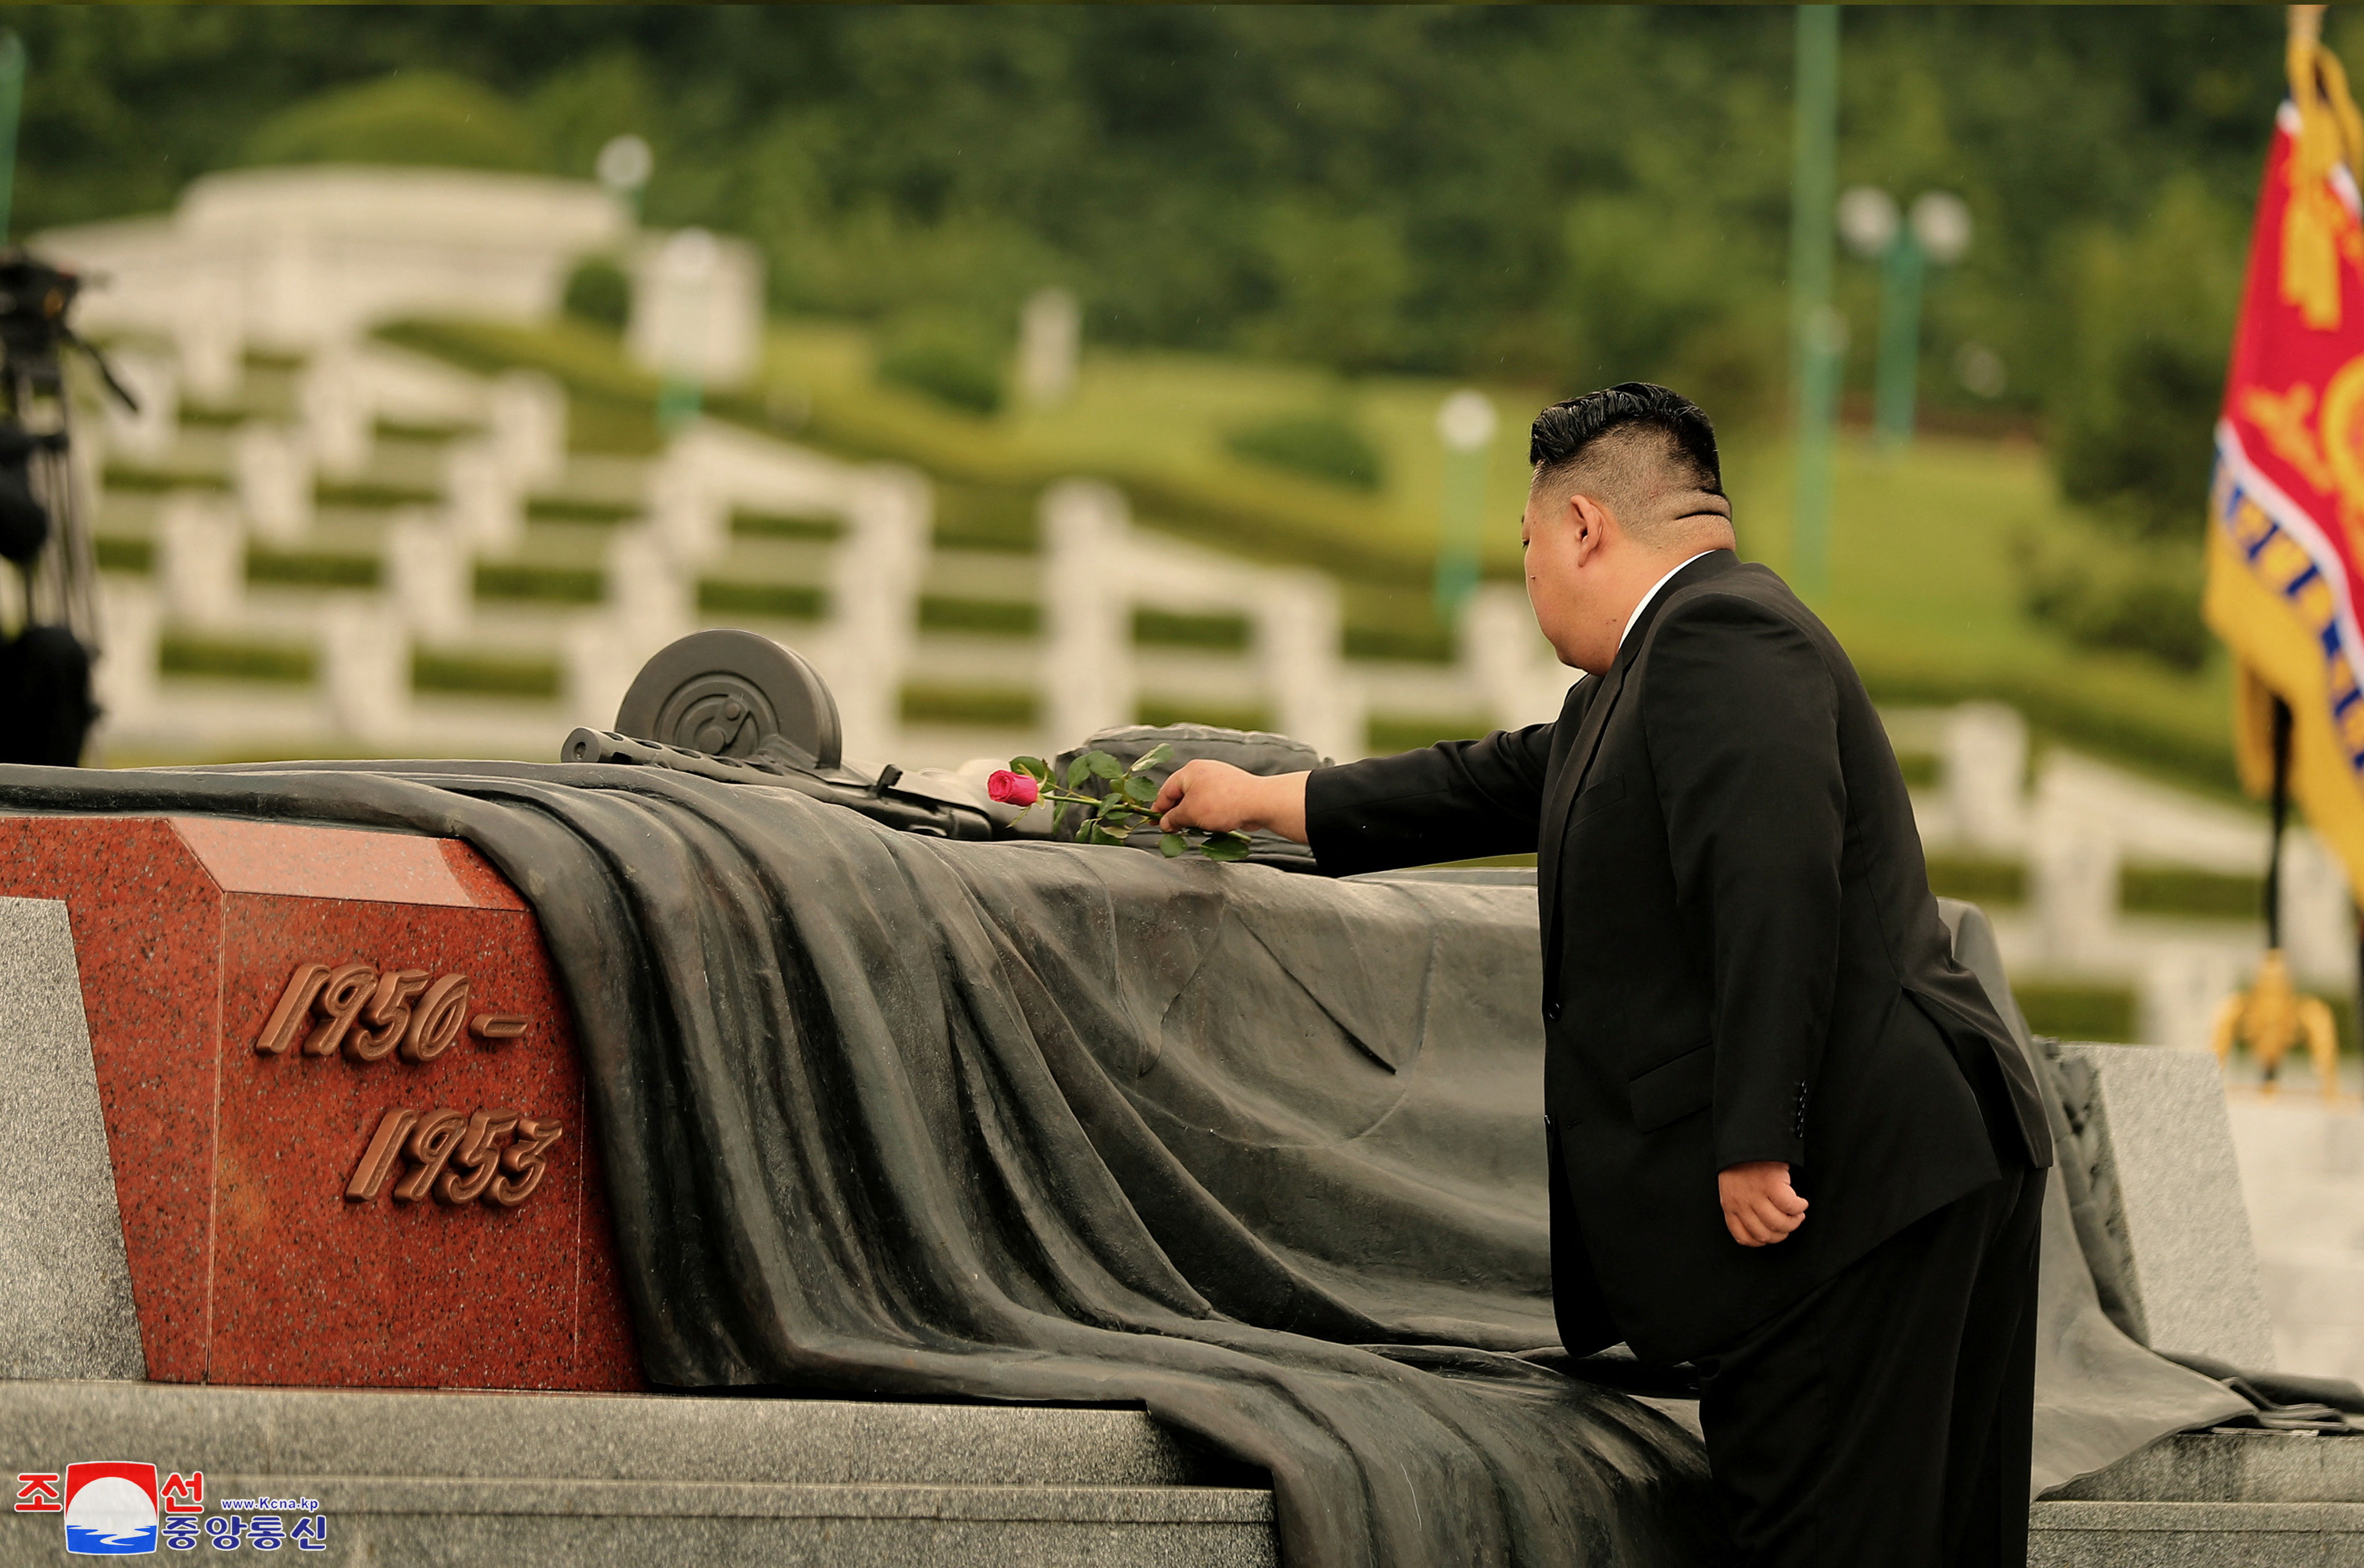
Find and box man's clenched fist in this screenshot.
[1720,1161,1808,1247]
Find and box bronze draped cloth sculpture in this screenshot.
[0,760,2242,1567]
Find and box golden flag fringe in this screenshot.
[2282,4,2364,330]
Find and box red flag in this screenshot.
[2206,20,2364,895]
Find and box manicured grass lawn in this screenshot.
[1726,434,2234,795]
[764,317,1539,582]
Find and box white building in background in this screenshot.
[43,167,628,395]
[39,165,763,396]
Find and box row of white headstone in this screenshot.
[88,339,1575,768]
[1901,701,2356,1045]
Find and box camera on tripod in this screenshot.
[0,247,136,765]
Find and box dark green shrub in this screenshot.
[1134,609,1250,650]
[2119,864,2262,920]
[248,548,379,589]
[93,535,153,573]
[732,509,843,541]
[375,416,479,443]
[413,649,561,698]
[1367,714,1491,753]
[316,477,440,509]
[103,464,230,494]
[563,257,632,332]
[2014,527,2208,671]
[931,482,1037,551]
[474,562,603,603]
[1924,854,2027,908]
[1224,414,1383,491]
[901,683,1038,726]
[876,313,1005,416]
[920,596,1039,636]
[160,635,314,684]
[1343,621,1455,663]
[698,580,827,620]
[2014,983,2137,1043]
[525,494,639,525]
[1340,585,1454,663]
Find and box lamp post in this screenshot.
[595,133,653,222]
[1839,186,1971,452]
[1433,389,1498,623]
[1789,5,1841,601]
[0,34,23,244]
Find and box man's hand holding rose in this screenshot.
[1150,761,1311,845]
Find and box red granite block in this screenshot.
[0,817,221,1383]
[0,813,642,1393]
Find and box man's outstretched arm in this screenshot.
[1153,763,1310,843]
[1154,712,1568,876]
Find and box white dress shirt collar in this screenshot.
[1618,551,1715,651]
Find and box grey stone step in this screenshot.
[2030,1501,2364,1566]
[0,1379,1275,1567]
[2032,1434,2364,1566]
[0,1378,1247,1487]
[2048,1431,2364,1504]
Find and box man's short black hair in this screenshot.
[1528,382,1723,498]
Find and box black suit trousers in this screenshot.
[1690,1165,2045,1568]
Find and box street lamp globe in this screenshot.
[596,134,654,197]
[1909,192,1972,265]
[1836,186,1899,259]
[1436,389,1498,454]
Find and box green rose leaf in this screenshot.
[1012,755,1050,782]
[1160,832,1186,858]
[1066,755,1095,790]
[1199,832,1253,862]
[1136,743,1174,771]
[1085,750,1124,780]
[1120,773,1156,807]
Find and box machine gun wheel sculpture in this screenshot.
[564,628,1322,867]
[563,629,997,841]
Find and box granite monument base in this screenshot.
[0,815,638,1392]
[2053,1041,2278,1370]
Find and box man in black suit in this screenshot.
[1151,384,2054,1566]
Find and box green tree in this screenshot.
[243,71,547,172]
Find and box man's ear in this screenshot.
[1568,492,1613,565]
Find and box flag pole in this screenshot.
[2267,695,2291,953]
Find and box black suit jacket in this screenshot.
[1305,551,2052,1362]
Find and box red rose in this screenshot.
[987,769,1040,807]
